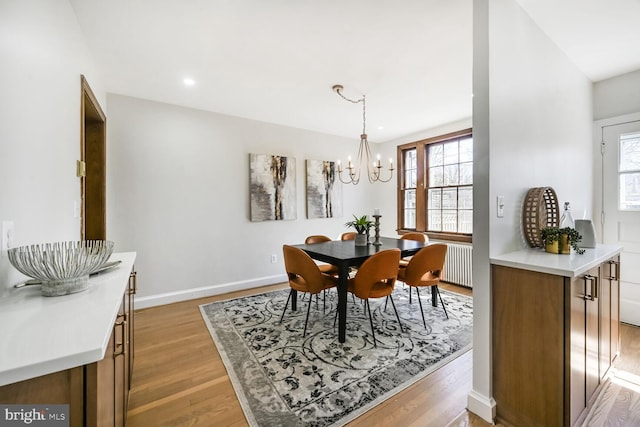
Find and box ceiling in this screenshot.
[69,0,640,143]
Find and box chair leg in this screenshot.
[323,289,326,314]
[415,287,427,329]
[366,299,376,347]
[384,295,389,312]
[435,286,449,319]
[279,289,293,324]
[303,295,313,337]
[388,295,403,332]
[409,286,412,304]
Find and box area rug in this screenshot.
[200,286,473,427]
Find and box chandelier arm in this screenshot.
[338,169,359,185]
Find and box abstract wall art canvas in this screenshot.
[250,153,296,221]
[306,159,342,219]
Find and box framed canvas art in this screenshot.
[306,159,342,219]
[250,153,296,221]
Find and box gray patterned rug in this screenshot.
[200,286,473,427]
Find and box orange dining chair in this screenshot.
[340,232,357,241]
[304,235,339,276]
[280,245,338,337]
[399,232,428,267]
[346,248,402,346]
[401,232,428,243]
[396,243,449,328]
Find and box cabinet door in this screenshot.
[585,270,600,405]
[86,327,116,426]
[607,258,621,363]
[599,265,612,382]
[568,274,587,427]
[115,296,127,427]
[568,266,600,426]
[128,271,137,391]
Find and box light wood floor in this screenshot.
[126,283,640,427]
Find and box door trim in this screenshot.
[80,75,107,240]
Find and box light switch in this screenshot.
[497,196,505,218]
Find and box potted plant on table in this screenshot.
[345,214,373,246]
[540,226,585,255]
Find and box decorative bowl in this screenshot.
[8,240,114,296]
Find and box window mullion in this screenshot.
[416,146,426,231]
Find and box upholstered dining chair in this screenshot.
[281,245,338,337]
[304,235,339,276]
[396,243,449,329]
[340,232,357,241]
[346,248,402,346]
[401,232,428,243]
[399,232,428,267]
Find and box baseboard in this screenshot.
[467,390,496,424]
[133,274,288,309]
[621,298,640,327]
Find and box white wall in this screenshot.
[470,0,594,421]
[592,73,640,243]
[594,70,640,121]
[107,94,380,306]
[0,0,104,293]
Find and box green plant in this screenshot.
[344,214,373,234]
[560,226,585,254]
[540,226,560,244]
[540,226,585,254]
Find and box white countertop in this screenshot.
[0,252,136,386]
[490,244,622,277]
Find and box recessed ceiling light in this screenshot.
[183,78,195,86]
[377,126,385,130]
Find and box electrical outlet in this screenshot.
[2,221,15,252]
[271,254,277,263]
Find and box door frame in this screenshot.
[80,75,107,240]
[594,112,640,326]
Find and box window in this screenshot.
[398,129,472,242]
[620,132,640,210]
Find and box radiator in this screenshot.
[443,243,473,288]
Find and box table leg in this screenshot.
[291,289,297,311]
[337,264,349,343]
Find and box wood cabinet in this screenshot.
[0,269,137,427]
[492,256,620,427]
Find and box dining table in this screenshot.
[292,236,431,343]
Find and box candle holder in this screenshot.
[372,215,382,246]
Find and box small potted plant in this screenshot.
[540,226,585,255]
[345,214,373,246]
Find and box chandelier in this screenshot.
[332,84,394,184]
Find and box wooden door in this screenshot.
[80,75,106,240]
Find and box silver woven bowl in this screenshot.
[8,240,114,296]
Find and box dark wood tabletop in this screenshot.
[292,236,425,267]
[292,237,427,343]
